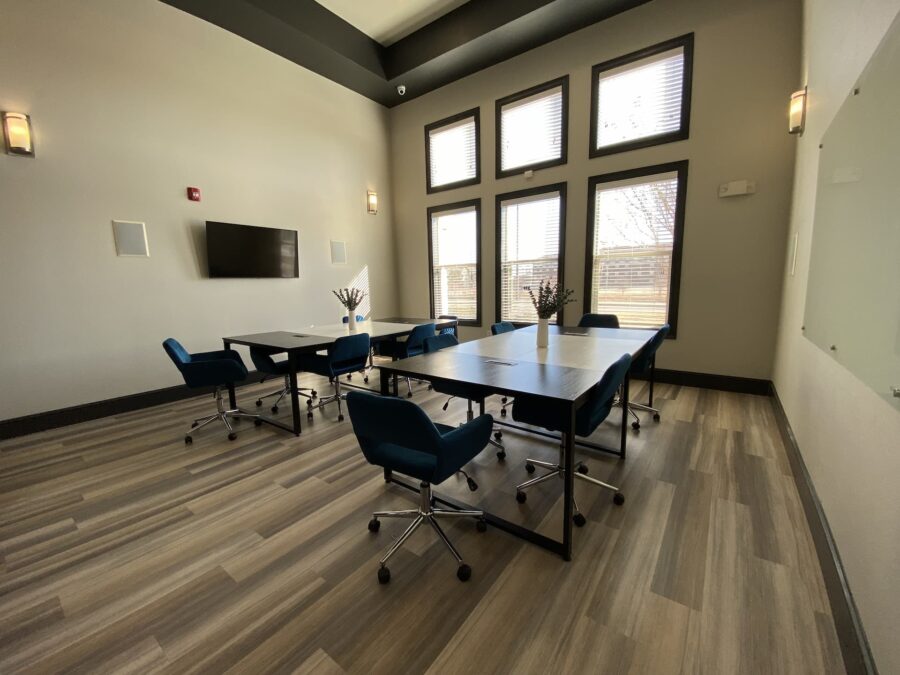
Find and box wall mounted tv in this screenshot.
[206,221,299,278]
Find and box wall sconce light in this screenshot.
[2,112,35,156]
[788,87,807,135]
[366,190,378,215]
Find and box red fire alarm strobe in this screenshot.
[187,187,201,201]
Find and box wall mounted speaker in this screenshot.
[330,240,347,265]
[112,220,149,257]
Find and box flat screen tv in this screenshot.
[206,221,299,278]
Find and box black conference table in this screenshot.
[378,324,655,561]
[222,317,457,435]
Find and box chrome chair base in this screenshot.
[441,396,507,460]
[368,481,485,584]
[514,438,624,526]
[185,387,262,444]
[613,396,661,431]
[255,374,316,413]
[307,376,348,421]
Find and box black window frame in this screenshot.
[583,160,689,338]
[589,33,694,158]
[495,182,568,327]
[495,75,569,179]
[424,107,481,194]
[427,198,483,327]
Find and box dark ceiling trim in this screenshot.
[160,0,650,107]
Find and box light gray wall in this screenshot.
[0,0,397,420]
[773,1,900,671]
[389,0,800,380]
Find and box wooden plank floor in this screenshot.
[0,372,844,674]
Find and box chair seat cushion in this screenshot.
[431,381,486,403]
[512,395,614,438]
[368,442,438,483]
[295,353,331,378]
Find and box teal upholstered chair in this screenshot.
[381,322,436,397]
[578,313,620,328]
[624,323,670,430]
[249,347,317,414]
[490,321,515,335]
[298,333,371,422]
[163,338,262,443]
[512,353,632,526]
[346,391,492,584]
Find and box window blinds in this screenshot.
[500,85,564,172]
[428,116,478,188]
[595,47,685,149]
[498,190,562,323]
[430,206,478,321]
[590,172,678,328]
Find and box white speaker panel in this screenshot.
[330,240,347,265]
[112,220,149,257]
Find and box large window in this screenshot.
[428,200,481,325]
[496,184,566,324]
[425,108,480,193]
[496,76,568,178]
[584,162,688,335]
[590,34,693,158]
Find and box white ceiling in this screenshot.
[317,0,470,45]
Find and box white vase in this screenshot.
[536,318,549,348]
[348,312,357,331]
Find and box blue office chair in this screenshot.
[383,322,436,397]
[249,347,317,414]
[491,321,515,335]
[341,314,372,383]
[424,334,506,460]
[437,314,458,337]
[578,313,620,328]
[622,324,670,430]
[342,314,365,324]
[512,353,632,526]
[162,338,262,443]
[299,333,371,422]
[346,391,492,584]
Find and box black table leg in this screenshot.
[380,367,391,396]
[223,340,237,409]
[649,356,655,407]
[620,372,629,459]
[562,405,576,561]
[288,351,302,436]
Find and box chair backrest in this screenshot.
[424,333,459,353]
[162,338,191,370]
[437,315,458,336]
[328,333,371,370]
[491,321,515,335]
[578,313,620,329]
[631,324,670,373]
[342,314,365,324]
[249,347,280,374]
[406,323,436,351]
[594,353,633,405]
[346,391,442,463]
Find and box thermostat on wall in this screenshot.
[718,179,757,198]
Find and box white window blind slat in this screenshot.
[596,47,685,149]
[500,85,564,172]
[428,116,477,188]
[499,191,562,323]
[431,206,478,321]
[591,172,678,328]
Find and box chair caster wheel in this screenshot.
[255,400,262,407]
[368,518,380,532]
[573,513,587,527]
[271,406,279,413]
[346,374,352,381]
[525,462,536,474]
[516,491,527,504]
[500,408,507,417]
[254,418,263,426]
[338,414,345,422]
[228,432,237,441]
[576,463,589,475]
[307,412,314,419]
[653,413,660,422]
[311,390,318,398]
[407,392,413,398]
[378,566,390,584]
[494,430,503,441]
[191,421,198,428]
[632,421,640,431]
[457,564,472,582]
[496,450,506,461]
[613,492,625,506]
[476,519,487,533]
[364,377,369,384]
[427,384,433,391]
[466,477,478,492]
[184,435,192,444]
[501,397,508,404]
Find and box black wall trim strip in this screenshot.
[634,368,772,395]
[770,384,878,675]
[0,371,264,441]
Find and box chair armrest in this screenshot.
[181,358,247,385]
[192,349,244,363]
[440,414,493,462]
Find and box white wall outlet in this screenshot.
[718,179,757,198]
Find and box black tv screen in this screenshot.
[206,221,299,278]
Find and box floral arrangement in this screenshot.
[333,287,366,311]
[526,280,575,320]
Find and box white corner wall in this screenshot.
[773,1,900,671]
[0,0,397,420]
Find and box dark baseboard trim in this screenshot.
[0,371,265,441]
[770,384,877,675]
[634,368,772,395]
